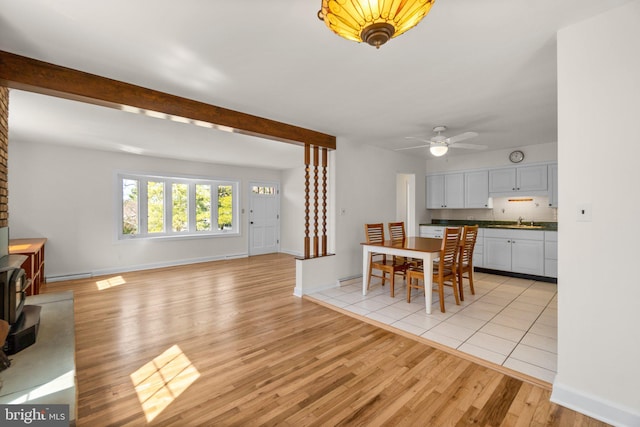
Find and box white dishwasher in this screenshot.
[419,225,445,238]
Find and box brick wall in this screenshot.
[0,86,8,227]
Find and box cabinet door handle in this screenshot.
[517,187,520,190]
[507,240,511,243]
[512,187,516,190]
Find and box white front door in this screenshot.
[249,182,280,255]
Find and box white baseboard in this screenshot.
[46,253,248,282]
[46,273,93,283]
[551,381,640,427]
[339,274,363,282]
[279,249,304,258]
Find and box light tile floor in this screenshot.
[309,272,557,384]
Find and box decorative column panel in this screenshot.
[303,144,331,259]
[0,86,8,227]
[304,144,311,259]
[313,145,319,257]
[321,147,328,256]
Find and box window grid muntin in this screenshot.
[118,173,238,240]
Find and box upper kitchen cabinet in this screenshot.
[548,163,558,207]
[489,164,548,196]
[426,173,464,209]
[464,170,490,208]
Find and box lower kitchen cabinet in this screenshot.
[419,225,445,238]
[483,229,544,276]
[473,228,484,268]
[544,231,558,278]
[484,237,512,271]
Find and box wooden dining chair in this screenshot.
[364,223,408,298]
[406,227,461,313]
[388,221,421,268]
[457,225,479,301]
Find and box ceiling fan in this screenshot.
[397,126,487,157]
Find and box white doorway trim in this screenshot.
[396,174,416,236]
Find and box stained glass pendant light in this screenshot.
[317,0,436,49]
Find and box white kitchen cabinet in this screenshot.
[419,225,444,238]
[484,237,513,271]
[488,168,517,194]
[426,175,444,209]
[473,228,484,268]
[426,173,464,209]
[483,228,545,276]
[548,163,558,207]
[544,231,558,278]
[489,165,548,195]
[464,170,490,208]
[511,238,545,275]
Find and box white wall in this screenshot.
[334,138,429,280]
[280,165,305,257]
[8,140,283,279]
[426,142,557,173]
[553,2,640,425]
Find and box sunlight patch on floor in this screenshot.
[96,276,126,290]
[8,370,76,404]
[130,344,200,422]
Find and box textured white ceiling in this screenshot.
[0,0,634,168]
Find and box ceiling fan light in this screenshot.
[430,144,448,157]
[318,0,436,48]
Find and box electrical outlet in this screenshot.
[576,203,592,222]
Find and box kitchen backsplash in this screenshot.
[429,196,557,223]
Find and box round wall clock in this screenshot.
[509,150,524,163]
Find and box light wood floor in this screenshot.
[43,253,608,426]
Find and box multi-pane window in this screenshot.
[118,173,238,239]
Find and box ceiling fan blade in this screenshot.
[404,136,432,143]
[446,131,478,144]
[395,144,431,151]
[449,142,487,150]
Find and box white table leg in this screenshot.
[362,247,371,295]
[422,254,433,314]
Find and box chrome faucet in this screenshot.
[517,216,523,226]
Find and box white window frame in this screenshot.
[117,172,240,240]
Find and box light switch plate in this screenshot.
[576,203,592,222]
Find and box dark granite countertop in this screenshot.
[421,219,557,231]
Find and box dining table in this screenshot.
[361,236,442,314]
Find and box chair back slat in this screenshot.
[388,222,406,242]
[440,227,461,270]
[459,225,479,265]
[364,223,385,244]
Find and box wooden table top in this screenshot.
[9,238,47,254]
[361,237,442,253]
